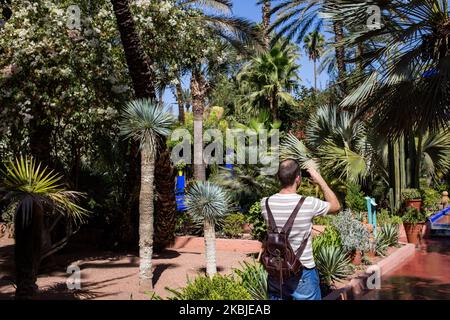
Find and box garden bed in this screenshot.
[323,242,416,300]
[171,236,262,254]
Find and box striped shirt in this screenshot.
[261,193,330,268]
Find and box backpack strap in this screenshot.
[265,197,278,232]
[295,227,312,260]
[281,196,306,235]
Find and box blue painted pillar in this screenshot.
[365,196,378,237]
[176,169,186,211]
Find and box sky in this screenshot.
[163,0,328,111]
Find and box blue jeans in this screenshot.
[268,268,322,300]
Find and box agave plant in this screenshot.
[314,245,352,286]
[378,223,400,248]
[120,98,175,292]
[185,181,231,276]
[0,156,88,299]
[233,260,269,300]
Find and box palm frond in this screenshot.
[120,99,175,153]
[185,181,231,224]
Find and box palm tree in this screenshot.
[120,99,175,292]
[185,181,231,276]
[267,0,348,92]
[303,31,325,91]
[262,0,271,49]
[238,44,300,120]
[0,156,88,299]
[178,0,262,181]
[324,0,450,136]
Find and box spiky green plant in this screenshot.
[314,245,351,286]
[0,156,88,299]
[1,156,88,226]
[377,224,400,248]
[233,260,269,300]
[120,98,175,292]
[185,181,231,276]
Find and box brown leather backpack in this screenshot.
[261,196,309,285]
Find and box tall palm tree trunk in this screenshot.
[14,202,44,299]
[112,0,176,253]
[313,58,317,91]
[204,219,216,276]
[154,148,177,252]
[176,78,185,123]
[333,21,346,93]
[139,146,155,292]
[111,0,155,99]
[191,68,207,181]
[262,0,271,49]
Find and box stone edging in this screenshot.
[323,243,416,300]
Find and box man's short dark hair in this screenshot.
[277,159,300,188]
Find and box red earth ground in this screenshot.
[0,237,257,300]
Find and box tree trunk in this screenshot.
[176,78,185,123]
[204,219,217,277]
[314,59,317,91]
[111,0,155,99]
[14,201,44,300]
[262,0,271,50]
[29,105,52,168]
[154,148,177,252]
[112,0,176,253]
[271,88,278,121]
[333,21,346,94]
[191,68,207,181]
[139,146,155,292]
[357,43,364,73]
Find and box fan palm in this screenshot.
[281,105,383,183]
[265,0,347,91]
[0,156,88,299]
[238,44,300,121]
[120,99,175,292]
[185,181,231,276]
[420,129,450,179]
[324,0,450,136]
[303,31,325,90]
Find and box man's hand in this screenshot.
[307,167,325,186]
[306,167,341,214]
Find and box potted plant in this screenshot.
[402,207,427,245]
[401,188,422,210]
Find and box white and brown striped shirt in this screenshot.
[261,193,330,268]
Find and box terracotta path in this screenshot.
[0,237,254,300]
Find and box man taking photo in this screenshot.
[261,159,340,300]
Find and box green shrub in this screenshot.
[313,215,333,226]
[246,201,267,241]
[401,188,421,201]
[389,215,403,225]
[373,236,390,256]
[402,207,427,224]
[345,183,366,212]
[332,210,370,253]
[312,226,342,253]
[421,188,440,212]
[166,274,252,300]
[222,213,245,238]
[314,246,352,286]
[233,260,268,300]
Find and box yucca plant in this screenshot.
[233,260,269,300]
[120,98,175,292]
[185,181,231,277]
[378,224,400,248]
[0,156,88,299]
[314,245,351,286]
